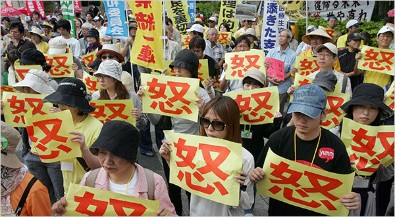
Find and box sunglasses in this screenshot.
[200,117,227,131]
[101,55,115,59]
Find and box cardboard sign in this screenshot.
[13,60,41,81]
[81,49,97,65]
[24,109,81,163]
[217,32,232,46]
[225,49,266,80]
[224,87,280,125]
[164,131,242,206]
[341,118,394,176]
[165,0,191,35]
[294,56,319,77]
[141,73,199,122]
[384,80,394,110]
[82,71,100,94]
[358,45,394,75]
[257,149,354,216]
[64,183,160,216]
[218,0,242,34]
[266,57,285,81]
[320,92,351,129]
[90,100,136,126]
[45,52,74,78]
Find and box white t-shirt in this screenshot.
[109,171,138,197]
[63,36,81,58]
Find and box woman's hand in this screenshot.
[249,167,265,183]
[50,106,62,113]
[52,197,67,216]
[287,85,295,94]
[341,192,360,210]
[159,140,172,163]
[156,207,174,216]
[131,108,142,120]
[235,170,247,185]
[195,91,205,112]
[137,86,145,101]
[70,131,87,151]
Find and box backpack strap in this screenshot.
[77,157,91,172]
[341,75,348,93]
[15,177,37,216]
[85,168,100,187]
[143,168,155,200]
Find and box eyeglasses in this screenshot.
[199,117,227,131]
[101,55,115,59]
[317,53,333,58]
[95,74,111,79]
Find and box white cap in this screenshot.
[377,26,394,36]
[48,36,68,54]
[346,20,360,29]
[24,16,31,22]
[208,16,217,23]
[186,24,204,33]
[316,42,338,56]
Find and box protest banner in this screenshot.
[60,0,75,37]
[307,0,375,21]
[294,56,319,77]
[164,131,242,206]
[25,0,45,18]
[24,109,81,163]
[217,32,232,46]
[140,73,199,122]
[13,60,41,81]
[225,49,266,80]
[357,45,394,75]
[266,57,285,81]
[218,0,242,34]
[224,87,280,125]
[64,183,159,216]
[235,4,256,21]
[384,80,394,110]
[74,0,82,13]
[81,49,98,65]
[129,0,164,71]
[82,71,100,94]
[320,92,350,129]
[90,100,136,126]
[257,148,355,216]
[166,0,191,35]
[2,92,51,127]
[104,0,129,38]
[45,52,74,78]
[187,0,195,23]
[181,34,191,49]
[1,86,17,97]
[341,118,394,176]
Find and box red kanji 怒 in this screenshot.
[320,96,344,127]
[362,49,394,71]
[174,138,197,169]
[197,143,230,181]
[135,0,152,8]
[106,103,128,120]
[351,128,376,157]
[299,59,319,76]
[109,198,147,216]
[84,77,99,92]
[46,56,72,76]
[135,12,155,31]
[74,192,108,215]
[234,92,274,123]
[137,45,156,63]
[217,33,229,45]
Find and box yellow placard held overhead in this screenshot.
[165,0,191,35]
[129,0,164,71]
[2,92,51,127]
[224,87,280,125]
[320,92,350,129]
[13,60,41,81]
[218,0,243,34]
[90,100,136,126]
[384,80,394,110]
[82,71,100,94]
[257,148,354,216]
[225,49,266,80]
[64,183,160,216]
[164,131,242,206]
[277,0,304,10]
[45,52,74,78]
[357,45,394,75]
[341,118,394,176]
[140,73,199,122]
[24,109,81,163]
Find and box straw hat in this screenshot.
[29,26,44,39]
[302,28,332,44]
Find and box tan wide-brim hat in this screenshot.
[29,26,44,39]
[1,121,22,169]
[302,28,332,44]
[96,44,125,63]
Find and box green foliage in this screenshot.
[196,1,221,22]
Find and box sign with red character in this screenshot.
[90,100,136,126]
[45,52,74,78]
[141,73,199,122]
[266,57,285,81]
[165,131,243,206]
[320,92,350,129]
[294,56,319,77]
[24,109,81,163]
[81,49,97,65]
[82,71,100,94]
[2,92,51,127]
[358,45,394,75]
[217,32,232,46]
[13,60,42,81]
[224,87,280,125]
[64,183,160,216]
[341,118,394,176]
[258,148,355,216]
[384,80,394,110]
[225,49,266,80]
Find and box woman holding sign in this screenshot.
[160,96,255,216]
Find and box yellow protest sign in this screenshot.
[198,59,209,83]
[164,130,242,206]
[384,80,394,110]
[64,183,160,216]
[1,86,17,100]
[129,0,164,71]
[90,100,136,126]
[357,45,394,75]
[224,87,280,125]
[13,60,42,81]
[320,92,350,129]
[81,49,97,65]
[181,34,191,49]
[285,9,305,20]
[277,0,304,10]
[45,52,74,78]
[165,0,191,35]
[341,118,394,176]
[82,71,100,94]
[2,92,51,127]
[219,0,243,34]
[141,73,199,122]
[162,60,175,76]
[24,109,81,163]
[217,32,232,46]
[257,148,354,216]
[294,56,319,77]
[225,49,266,80]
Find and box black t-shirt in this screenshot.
[203,54,220,77]
[256,126,352,216]
[338,49,359,73]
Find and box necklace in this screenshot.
[293,128,322,167]
[125,166,135,195]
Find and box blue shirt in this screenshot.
[266,46,296,94]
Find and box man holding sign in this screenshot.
[249,84,360,215]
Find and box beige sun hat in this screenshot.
[13,69,56,94]
[94,60,123,81]
[302,28,332,44]
[48,36,68,54]
[1,121,22,169]
[96,44,125,63]
[242,69,266,87]
[29,26,44,39]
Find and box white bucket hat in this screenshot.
[48,36,68,54]
[13,69,56,94]
[121,71,134,92]
[94,60,123,82]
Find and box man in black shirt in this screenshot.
[249,84,360,216]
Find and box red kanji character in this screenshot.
[82,53,95,64]
[106,103,128,120]
[244,55,260,71]
[268,161,303,188]
[174,138,197,169]
[14,68,29,80]
[217,33,229,45]
[90,103,107,122]
[351,128,376,157]
[234,94,252,113]
[47,56,71,76]
[135,12,155,31]
[299,59,319,76]
[156,81,192,115]
[109,198,147,216]
[376,132,394,160]
[197,143,230,181]
[74,192,107,215]
[135,0,152,8]
[31,119,68,145]
[363,48,380,61]
[242,92,274,122]
[85,77,99,92]
[137,45,155,63]
[25,98,46,115]
[320,96,344,126]
[230,55,244,70]
[378,51,394,70]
